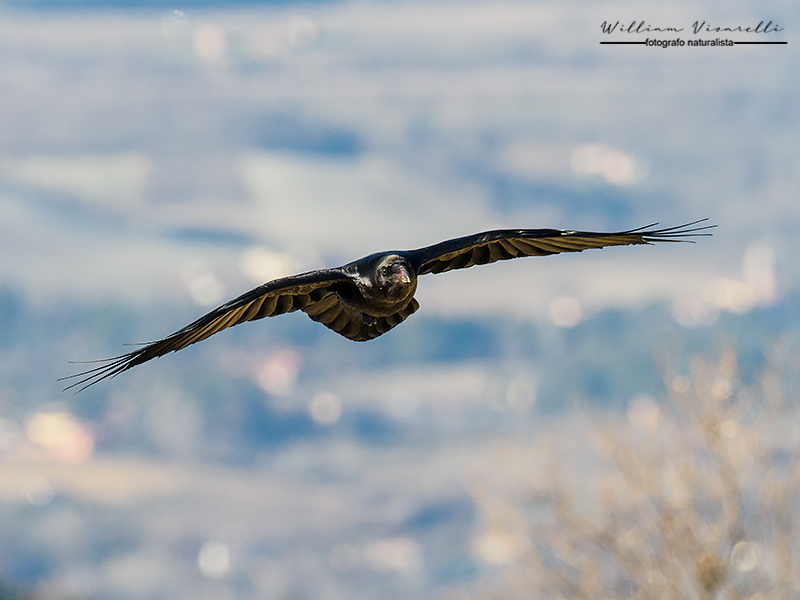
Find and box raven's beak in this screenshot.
[393,267,412,285]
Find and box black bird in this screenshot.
[62,219,714,392]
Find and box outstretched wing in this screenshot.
[61,269,354,392]
[408,219,715,275]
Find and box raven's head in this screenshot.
[373,254,415,301]
[342,253,418,317]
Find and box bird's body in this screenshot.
[62,220,714,392]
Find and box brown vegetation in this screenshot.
[468,343,800,599]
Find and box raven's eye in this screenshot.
[379,265,389,276]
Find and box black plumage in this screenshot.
[61,219,714,391]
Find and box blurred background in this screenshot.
[0,0,798,598]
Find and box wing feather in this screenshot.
[239,296,266,322]
[255,294,279,319]
[471,245,489,265]
[317,305,343,325]
[292,294,311,310]
[488,241,512,262]
[409,219,715,275]
[497,239,521,257]
[330,311,353,332]
[303,292,340,317]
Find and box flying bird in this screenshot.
[62,219,714,392]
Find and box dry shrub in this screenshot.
[468,343,800,600]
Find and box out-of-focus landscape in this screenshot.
[0,0,798,598]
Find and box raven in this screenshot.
[62,219,714,391]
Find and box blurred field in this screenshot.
[1,342,798,600]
